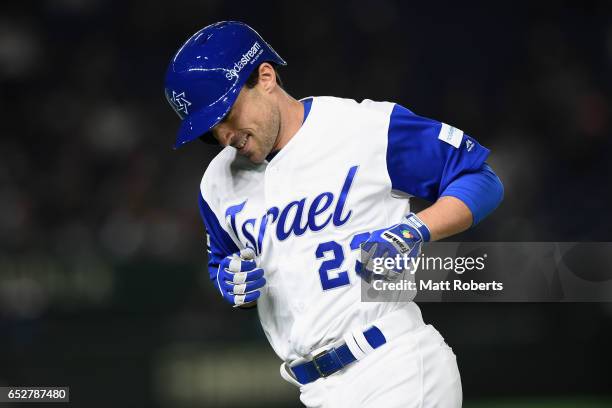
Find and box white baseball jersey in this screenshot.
[199,96,489,362]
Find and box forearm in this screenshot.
[415,163,504,241]
[416,196,473,241]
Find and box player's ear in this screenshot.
[257,62,277,93]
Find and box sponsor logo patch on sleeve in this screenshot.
[438,123,463,148]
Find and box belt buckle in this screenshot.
[311,348,333,378]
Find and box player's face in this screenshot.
[211,85,280,164]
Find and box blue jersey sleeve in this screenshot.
[441,163,504,225]
[198,193,239,280]
[386,104,490,201]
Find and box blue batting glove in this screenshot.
[216,248,266,307]
[357,213,431,282]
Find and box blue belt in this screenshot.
[290,326,387,385]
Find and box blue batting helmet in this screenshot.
[164,21,286,149]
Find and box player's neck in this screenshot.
[272,91,304,152]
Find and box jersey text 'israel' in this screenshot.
[226,165,358,255]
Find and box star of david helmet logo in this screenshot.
[169,90,192,118]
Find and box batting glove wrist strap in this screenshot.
[403,213,431,242]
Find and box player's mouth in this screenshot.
[234,134,252,155]
[236,135,248,149]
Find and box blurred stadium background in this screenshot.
[0,0,611,406]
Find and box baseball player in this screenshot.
[164,21,503,407]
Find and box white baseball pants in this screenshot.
[291,324,462,407]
